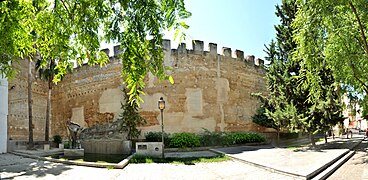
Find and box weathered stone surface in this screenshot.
[8,40,267,141]
[64,149,84,157]
[81,140,131,154]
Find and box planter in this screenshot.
[44,144,50,151]
[59,143,64,150]
[81,140,132,154]
[64,149,84,157]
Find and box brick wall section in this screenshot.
[51,58,123,138]
[8,60,48,140]
[8,40,271,140]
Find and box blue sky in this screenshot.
[164,0,281,60]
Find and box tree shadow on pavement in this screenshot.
[1,155,72,179]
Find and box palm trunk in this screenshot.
[27,58,34,149]
[45,78,52,143]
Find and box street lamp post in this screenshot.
[158,97,165,158]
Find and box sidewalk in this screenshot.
[0,134,365,179]
[212,134,365,179]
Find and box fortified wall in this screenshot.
[8,61,49,140]
[52,39,268,138]
[7,39,269,141]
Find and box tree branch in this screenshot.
[59,0,72,19]
[348,59,368,93]
[349,1,368,55]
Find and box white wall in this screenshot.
[0,75,8,153]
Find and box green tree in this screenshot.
[293,0,368,104]
[259,0,344,147]
[0,0,190,105]
[36,58,69,144]
[118,89,146,140]
[0,0,189,147]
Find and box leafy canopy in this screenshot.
[293,0,368,98]
[0,0,191,105]
[256,0,344,136]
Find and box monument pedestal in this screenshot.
[64,149,84,157]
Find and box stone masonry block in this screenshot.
[192,40,204,54]
[222,47,232,57]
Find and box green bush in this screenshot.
[64,141,70,149]
[223,132,265,145]
[199,129,224,146]
[169,132,200,148]
[53,135,62,144]
[144,132,170,146]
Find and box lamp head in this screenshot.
[158,97,165,110]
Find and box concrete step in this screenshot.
[311,151,355,180]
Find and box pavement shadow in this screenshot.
[129,154,227,165]
[213,144,275,155]
[349,139,368,165]
[1,156,72,179]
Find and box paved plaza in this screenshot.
[1,134,367,180]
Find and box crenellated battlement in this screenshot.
[96,39,264,68]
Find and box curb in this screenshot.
[10,151,134,169]
[209,148,305,179]
[210,137,365,180]
[310,137,366,179]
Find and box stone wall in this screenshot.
[51,57,124,138]
[139,40,267,135]
[52,39,268,138]
[8,60,48,140]
[8,39,270,141]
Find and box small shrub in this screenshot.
[169,132,200,148]
[53,135,62,144]
[144,132,170,146]
[223,132,265,145]
[64,141,71,149]
[199,129,224,146]
[130,155,154,163]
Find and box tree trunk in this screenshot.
[27,58,34,149]
[310,133,316,149]
[45,78,52,144]
[324,131,328,143]
[277,128,280,147]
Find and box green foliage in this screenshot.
[169,132,200,148]
[130,154,230,163]
[64,141,70,149]
[252,105,277,129]
[144,131,171,146]
[52,135,62,144]
[257,0,344,138]
[144,130,266,147]
[293,0,368,98]
[118,89,146,140]
[0,0,191,106]
[198,129,224,147]
[223,132,265,145]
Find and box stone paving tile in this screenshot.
[1,134,365,180]
[213,135,364,178]
[165,150,218,158]
[116,160,301,180]
[1,153,299,180]
[328,140,368,180]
